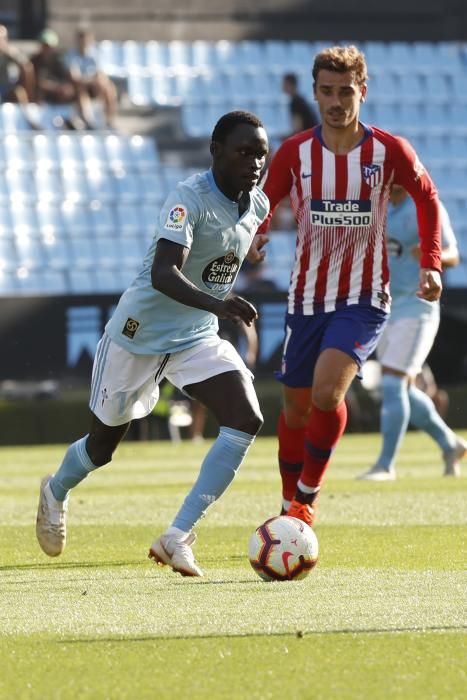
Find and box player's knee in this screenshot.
[312,386,342,412]
[86,444,114,468]
[235,408,264,436]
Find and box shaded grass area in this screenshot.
[0,433,466,698]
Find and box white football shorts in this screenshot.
[376,314,439,377]
[89,333,253,426]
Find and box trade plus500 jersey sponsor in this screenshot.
[202,250,239,292]
[310,199,372,227]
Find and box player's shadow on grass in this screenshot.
[58,623,467,644]
[0,560,141,572]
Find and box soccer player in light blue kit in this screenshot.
[36,111,270,576]
[359,184,465,480]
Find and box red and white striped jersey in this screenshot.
[259,125,442,315]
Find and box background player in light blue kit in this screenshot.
[36,111,270,577]
[359,184,465,480]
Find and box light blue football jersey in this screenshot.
[106,169,270,354]
[387,196,457,320]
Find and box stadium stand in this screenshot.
[0,39,466,296]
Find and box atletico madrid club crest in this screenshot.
[362,164,381,187]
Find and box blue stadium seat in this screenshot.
[167,41,192,69]
[96,40,125,78]
[15,236,46,268]
[387,42,414,73]
[429,74,452,102]
[288,41,314,72]
[123,40,147,73]
[42,237,72,270]
[36,203,65,237]
[0,236,18,269]
[61,202,91,234]
[61,169,89,202]
[56,134,84,170]
[33,134,60,169]
[68,269,96,293]
[94,268,125,294]
[181,104,208,138]
[127,74,153,107]
[89,202,116,233]
[10,203,39,233]
[87,168,117,203]
[118,234,145,266]
[114,170,141,203]
[68,236,96,268]
[264,41,290,75]
[34,169,63,203]
[212,40,237,71]
[3,134,31,168]
[363,42,390,70]
[128,135,160,170]
[145,40,169,71]
[191,41,215,70]
[115,203,143,232]
[138,172,165,204]
[0,104,31,131]
[0,269,18,294]
[80,134,108,166]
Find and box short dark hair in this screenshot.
[283,73,298,87]
[211,111,264,144]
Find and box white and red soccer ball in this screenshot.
[248,515,319,581]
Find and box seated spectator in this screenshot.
[0,24,34,105]
[66,27,118,129]
[30,28,92,129]
[31,29,77,107]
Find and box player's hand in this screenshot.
[417,268,442,302]
[213,295,258,326]
[246,233,269,264]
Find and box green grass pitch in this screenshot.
[1,432,466,699]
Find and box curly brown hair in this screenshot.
[312,45,368,86]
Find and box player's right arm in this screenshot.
[151,239,258,326]
[247,139,296,263]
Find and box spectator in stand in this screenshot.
[65,27,118,129]
[282,72,319,135]
[30,28,93,129]
[0,24,34,106]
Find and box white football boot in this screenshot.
[357,464,396,481]
[36,475,68,556]
[442,437,467,477]
[149,531,203,577]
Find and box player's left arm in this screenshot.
[392,137,442,302]
[411,201,460,268]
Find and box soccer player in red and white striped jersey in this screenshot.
[249,45,443,525]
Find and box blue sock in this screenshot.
[172,426,255,532]
[376,374,410,470]
[49,436,98,501]
[408,384,455,452]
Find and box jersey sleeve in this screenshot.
[439,201,458,251]
[258,139,296,234]
[392,137,442,272]
[156,185,202,250]
[253,187,270,227]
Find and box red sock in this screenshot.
[277,411,305,501]
[300,402,348,489]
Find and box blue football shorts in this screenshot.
[275,305,389,388]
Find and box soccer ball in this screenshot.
[248,515,319,581]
